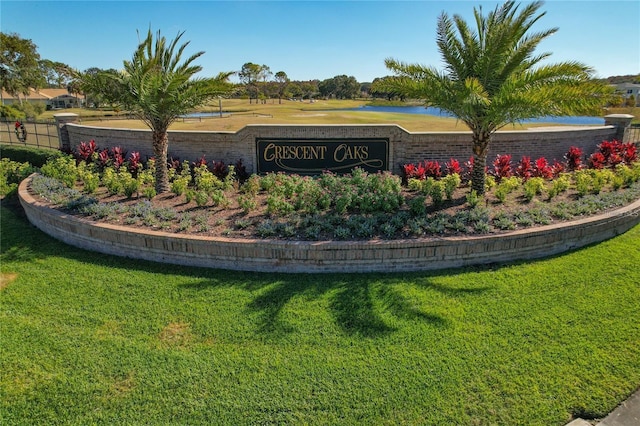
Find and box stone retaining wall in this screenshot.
[18,176,640,273]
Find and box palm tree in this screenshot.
[114,29,232,193]
[385,1,611,194]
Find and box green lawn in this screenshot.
[1,201,639,425]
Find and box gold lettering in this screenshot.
[264,143,276,162]
[334,144,369,162]
[263,143,329,162]
[356,146,368,160]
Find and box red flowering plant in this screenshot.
[515,156,533,181]
[234,159,250,183]
[423,160,442,179]
[551,160,566,177]
[597,140,618,163]
[127,152,142,177]
[491,154,513,181]
[402,159,447,184]
[76,139,97,163]
[192,155,208,169]
[565,146,583,171]
[402,162,426,181]
[96,149,111,170]
[622,143,638,164]
[445,158,462,175]
[592,139,638,167]
[463,157,475,180]
[211,160,229,180]
[588,152,606,169]
[111,146,127,169]
[533,157,554,179]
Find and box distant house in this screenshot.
[612,83,640,106]
[0,88,84,109]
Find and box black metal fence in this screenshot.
[0,118,60,150]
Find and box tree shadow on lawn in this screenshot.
[1,201,489,338]
[181,273,492,338]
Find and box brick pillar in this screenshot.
[604,114,634,141]
[54,113,79,151]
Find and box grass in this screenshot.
[51,98,630,132]
[1,198,640,425]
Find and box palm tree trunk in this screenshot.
[152,130,170,193]
[471,131,491,195]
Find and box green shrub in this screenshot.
[485,175,496,191]
[119,170,139,199]
[443,173,462,200]
[281,174,299,198]
[494,176,521,203]
[194,165,222,193]
[589,169,614,195]
[430,180,445,205]
[334,190,354,214]
[194,190,209,207]
[615,164,635,187]
[210,190,230,208]
[260,173,278,192]
[421,177,435,196]
[547,174,571,200]
[523,177,545,202]
[0,158,35,196]
[77,164,100,194]
[237,194,258,213]
[293,177,323,213]
[466,189,481,207]
[0,145,61,167]
[142,186,156,200]
[407,178,423,192]
[493,212,516,230]
[171,176,190,196]
[102,167,122,195]
[185,189,196,204]
[241,174,261,195]
[574,170,592,197]
[0,105,25,119]
[408,195,427,216]
[612,174,625,191]
[12,101,45,118]
[333,226,352,240]
[633,162,640,182]
[40,155,78,188]
[222,165,237,191]
[266,195,294,216]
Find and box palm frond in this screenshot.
[386,0,611,134]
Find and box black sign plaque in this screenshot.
[256,138,389,175]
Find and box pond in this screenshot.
[182,105,606,125]
[345,105,605,125]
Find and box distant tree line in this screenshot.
[1,31,410,111]
[2,30,636,113]
[602,74,640,85]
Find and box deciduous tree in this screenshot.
[274,71,289,104]
[0,32,45,103]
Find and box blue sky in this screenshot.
[2,0,639,82]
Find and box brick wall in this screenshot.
[65,122,617,174]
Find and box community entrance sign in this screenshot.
[256,138,389,175]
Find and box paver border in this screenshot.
[18,175,640,273]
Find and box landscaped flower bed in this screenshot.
[17,139,640,241]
